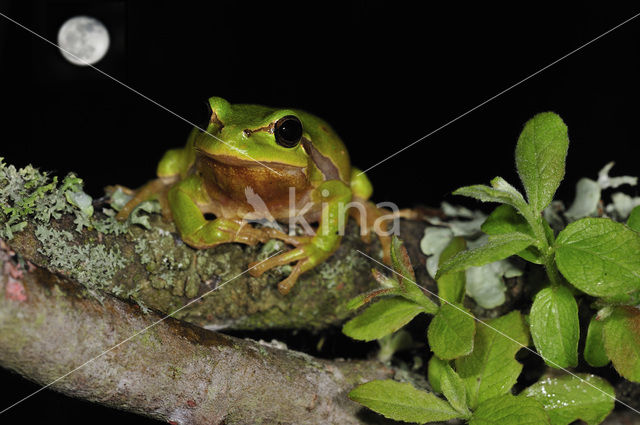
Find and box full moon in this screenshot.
[57,16,110,66]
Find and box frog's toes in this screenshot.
[106,184,136,196]
[249,244,325,294]
[262,228,311,247]
[277,263,304,295]
[250,247,306,277]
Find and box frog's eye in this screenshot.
[274,115,303,148]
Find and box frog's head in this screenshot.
[194,96,350,182]
[194,96,309,169]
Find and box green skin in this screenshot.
[124,96,379,294]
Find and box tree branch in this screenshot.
[0,244,398,424]
[0,158,444,331]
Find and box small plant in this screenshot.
[343,112,640,424]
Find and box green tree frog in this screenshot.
[117,96,390,294]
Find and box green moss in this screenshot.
[136,328,160,348]
[167,365,183,380]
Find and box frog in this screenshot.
[116,96,391,294]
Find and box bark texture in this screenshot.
[8,213,437,331]
[0,246,396,424]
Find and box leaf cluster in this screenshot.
[343,113,632,424]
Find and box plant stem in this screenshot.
[529,211,562,286]
[544,256,562,286]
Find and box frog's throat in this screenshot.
[197,154,315,219]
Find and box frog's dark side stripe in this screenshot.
[301,137,340,181]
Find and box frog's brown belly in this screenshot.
[197,156,321,223]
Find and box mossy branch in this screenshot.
[0,159,444,423]
[0,159,435,330]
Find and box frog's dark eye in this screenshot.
[274,115,303,148]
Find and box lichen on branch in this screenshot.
[0,159,389,330]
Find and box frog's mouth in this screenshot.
[197,150,305,172]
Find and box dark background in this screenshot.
[0,1,639,424]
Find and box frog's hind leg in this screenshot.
[349,198,392,264]
[349,167,392,264]
[115,178,173,221]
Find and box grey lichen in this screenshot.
[133,225,197,296]
[0,158,128,238]
[34,225,127,299]
[0,159,133,300]
[0,159,74,238]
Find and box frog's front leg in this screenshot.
[169,175,272,248]
[115,178,174,221]
[249,180,352,294]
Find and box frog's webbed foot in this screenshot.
[350,198,392,264]
[249,243,328,294]
[115,178,173,222]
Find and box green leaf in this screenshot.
[428,303,475,360]
[437,237,467,304]
[391,236,438,313]
[515,112,569,213]
[481,204,543,264]
[555,218,640,297]
[455,311,529,409]
[390,235,417,291]
[427,355,447,394]
[628,205,640,232]
[603,306,640,382]
[453,176,530,216]
[584,316,609,367]
[342,297,425,342]
[436,232,534,279]
[440,363,471,417]
[524,374,614,425]
[482,204,533,235]
[469,394,550,425]
[348,380,461,423]
[529,286,579,368]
